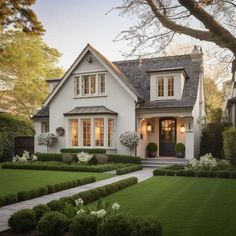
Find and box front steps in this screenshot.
[141,158,188,168]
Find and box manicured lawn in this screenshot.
[95,176,236,236]
[0,169,112,197]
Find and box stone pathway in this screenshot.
[0,168,154,232]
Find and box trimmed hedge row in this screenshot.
[116,165,143,175]
[35,153,63,162]
[108,154,141,164]
[0,176,95,207]
[153,168,236,179]
[1,162,127,173]
[60,148,106,154]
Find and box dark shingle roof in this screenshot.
[63,106,118,116]
[34,54,201,118]
[113,54,201,109]
[32,106,49,119]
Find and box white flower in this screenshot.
[90,211,97,216]
[112,202,120,210]
[77,152,93,164]
[96,209,106,218]
[119,131,140,148]
[75,198,84,206]
[76,209,85,215]
[32,155,38,161]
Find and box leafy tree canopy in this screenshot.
[0,0,44,35]
[0,31,64,118]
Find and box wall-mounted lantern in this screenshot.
[180,124,185,133]
[146,123,152,132]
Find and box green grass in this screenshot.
[93,176,236,236]
[0,169,112,197]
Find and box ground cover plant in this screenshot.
[91,176,236,236]
[0,169,111,198]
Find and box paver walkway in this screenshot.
[0,168,154,232]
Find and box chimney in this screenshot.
[191,45,203,71]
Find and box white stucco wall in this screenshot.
[35,52,136,155]
[34,120,48,153]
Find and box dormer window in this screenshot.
[74,73,106,97]
[156,76,175,98]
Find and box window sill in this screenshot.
[74,94,107,99]
[67,146,116,150]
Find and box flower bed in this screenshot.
[0,176,95,207]
[1,162,129,172]
[6,177,155,236]
[116,165,143,175]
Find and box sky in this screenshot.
[33,0,139,70]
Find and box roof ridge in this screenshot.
[113,54,191,63]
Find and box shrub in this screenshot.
[2,194,17,205]
[165,169,176,176]
[230,171,236,179]
[175,170,186,176]
[8,209,37,233]
[95,154,108,164]
[207,171,217,178]
[197,170,209,177]
[33,204,51,221]
[97,213,132,236]
[216,170,230,178]
[146,143,158,152]
[164,164,185,170]
[36,153,62,162]
[0,113,33,162]
[61,148,106,154]
[175,143,185,153]
[184,169,196,177]
[153,169,166,176]
[131,216,162,236]
[37,211,69,236]
[108,154,141,164]
[116,165,142,175]
[47,200,66,212]
[223,128,236,165]
[69,214,99,236]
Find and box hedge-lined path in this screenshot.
[0,168,154,232]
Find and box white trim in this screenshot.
[43,44,138,106]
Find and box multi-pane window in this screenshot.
[168,77,174,96]
[157,79,164,97]
[108,119,114,147]
[156,76,174,98]
[98,74,106,94]
[71,120,78,146]
[82,119,91,146]
[74,73,106,96]
[41,121,49,133]
[95,118,104,146]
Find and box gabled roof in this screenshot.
[43,44,140,106]
[63,106,118,116]
[32,106,49,119]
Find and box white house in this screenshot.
[33,44,205,159]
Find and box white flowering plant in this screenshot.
[188,153,230,170]
[119,131,140,155]
[73,198,120,219]
[12,151,37,163]
[77,152,93,164]
[37,133,57,152]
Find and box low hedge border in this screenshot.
[107,154,141,164]
[116,165,143,175]
[153,168,236,179]
[0,176,95,207]
[60,148,106,154]
[1,162,128,173]
[35,153,63,162]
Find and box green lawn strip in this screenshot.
[0,169,112,197]
[89,176,236,236]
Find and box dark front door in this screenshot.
[159,118,176,156]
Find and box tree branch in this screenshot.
[145,0,215,43]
